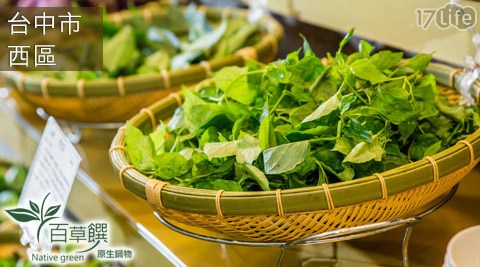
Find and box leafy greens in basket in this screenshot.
[30,3,261,80]
[125,29,480,192]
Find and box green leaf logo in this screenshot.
[5,208,40,222]
[45,205,60,217]
[5,193,62,243]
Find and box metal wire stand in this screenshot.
[0,87,123,144]
[154,184,459,267]
[35,108,123,144]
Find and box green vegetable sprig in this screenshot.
[125,29,480,192]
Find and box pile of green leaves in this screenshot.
[32,3,261,80]
[125,29,480,192]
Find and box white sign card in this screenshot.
[17,117,82,252]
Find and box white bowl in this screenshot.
[445,225,480,267]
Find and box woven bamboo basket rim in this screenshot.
[109,62,480,216]
[0,4,283,98]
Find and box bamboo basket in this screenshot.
[0,4,283,123]
[109,63,480,242]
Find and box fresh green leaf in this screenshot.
[179,148,196,160]
[289,102,317,125]
[171,50,202,69]
[258,115,277,150]
[236,136,261,164]
[212,66,257,105]
[125,122,155,170]
[138,50,171,74]
[154,153,192,179]
[184,4,213,42]
[350,58,388,85]
[310,67,340,103]
[336,164,355,181]
[344,141,385,163]
[103,25,139,74]
[384,154,410,171]
[370,51,403,70]
[263,141,309,174]
[399,120,417,144]
[214,22,259,58]
[149,124,168,155]
[371,87,415,124]
[436,97,467,122]
[315,148,355,181]
[292,47,325,83]
[332,136,354,155]
[302,92,340,123]
[343,117,374,143]
[301,34,312,53]
[358,40,374,58]
[181,19,227,53]
[145,27,179,55]
[339,95,357,115]
[400,53,432,73]
[424,141,442,156]
[413,74,437,103]
[203,141,237,160]
[183,90,219,132]
[346,52,363,65]
[338,28,355,54]
[408,133,441,160]
[168,107,185,130]
[204,136,261,164]
[199,126,219,148]
[244,163,270,191]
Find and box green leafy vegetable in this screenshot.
[125,29,480,191]
[36,3,262,80]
